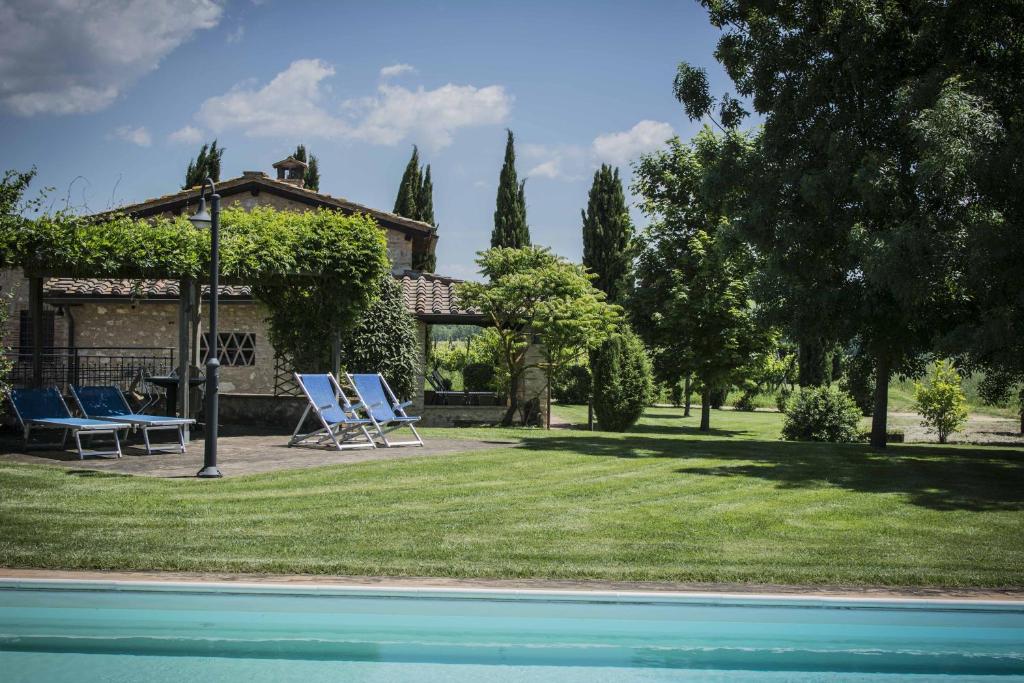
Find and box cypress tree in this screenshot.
[418,164,434,226]
[581,164,633,304]
[293,144,320,191]
[183,140,224,189]
[491,130,530,248]
[393,146,420,218]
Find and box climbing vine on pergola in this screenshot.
[2,205,390,376]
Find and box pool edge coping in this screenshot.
[1,569,1022,606]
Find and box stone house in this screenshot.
[2,159,547,427]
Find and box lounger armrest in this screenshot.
[349,401,366,412]
[398,400,413,409]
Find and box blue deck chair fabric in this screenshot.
[347,373,424,448]
[70,385,195,455]
[289,373,376,451]
[8,387,130,459]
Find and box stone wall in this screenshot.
[420,404,507,427]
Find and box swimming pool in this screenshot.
[1,579,1022,681]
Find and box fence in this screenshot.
[3,346,176,392]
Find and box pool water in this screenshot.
[1,580,1022,681]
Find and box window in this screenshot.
[200,332,256,367]
[18,310,55,356]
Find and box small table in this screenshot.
[148,375,205,417]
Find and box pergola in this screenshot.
[9,204,391,428]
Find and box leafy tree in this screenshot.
[632,128,771,432]
[781,386,861,443]
[457,247,618,426]
[677,2,1024,448]
[592,326,654,432]
[976,369,1024,435]
[491,130,530,248]
[337,274,419,399]
[419,164,435,227]
[183,140,224,189]
[582,164,633,304]
[0,168,38,406]
[913,360,969,444]
[293,144,320,192]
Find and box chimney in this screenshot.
[271,156,308,188]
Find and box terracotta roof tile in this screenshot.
[43,272,482,322]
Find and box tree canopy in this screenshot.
[458,247,618,426]
[582,164,633,305]
[393,146,437,272]
[292,144,320,192]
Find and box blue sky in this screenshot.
[0,0,734,280]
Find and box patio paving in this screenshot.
[0,426,520,478]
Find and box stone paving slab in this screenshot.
[0,427,520,478]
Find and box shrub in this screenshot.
[775,386,792,413]
[552,363,591,404]
[592,327,654,432]
[840,350,875,416]
[781,386,861,442]
[462,362,496,392]
[338,275,419,399]
[734,390,757,412]
[709,386,728,409]
[913,360,968,444]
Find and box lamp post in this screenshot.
[190,178,223,478]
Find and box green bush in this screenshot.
[734,391,757,411]
[781,386,861,442]
[462,362,496,392]
[338,275,419,399]
[552,364,591,405]
[775,386,792,413]
[709,386,728,409]
[592,327,654,432]
[913,360,968,444]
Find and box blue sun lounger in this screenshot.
[8,387,131,459]
[347,373,424,448]
[289,373,376,451]
[70,384,195,455]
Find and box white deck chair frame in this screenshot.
[289,373,376,451]
[9,387,129,459]
[344,373,424,448]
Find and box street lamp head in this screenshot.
[189,194,212,230]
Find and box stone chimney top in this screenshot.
[242,170,267,178]
[272,156,307,188]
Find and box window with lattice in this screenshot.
[200,332,256,366]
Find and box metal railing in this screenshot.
[4,346,176,392]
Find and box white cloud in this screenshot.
[592,120,674,165]
[0,0,224,116]
[523,142,588,181]
[226,25,245,44]
[527,159,563,179]
[113,125,152,147]
[168,125,205,144]
[348,83,512,149]
[197,59,348,138]
[192,59,511,150]
[379,63,416,78]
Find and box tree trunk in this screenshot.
[700,387,711,432]
[587,398,594,431]
[683,376,692,418]
[869,352,891,449]
[502,373,521,426]
[1019,407,1023,436]
[545,367,551,430]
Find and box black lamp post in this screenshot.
[190,178,223,478]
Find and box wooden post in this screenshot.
[29,276,43,388]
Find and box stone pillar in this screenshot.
[518,339,548,428]
[412,321,428,412]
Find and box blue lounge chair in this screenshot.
[289,373,376,451]
[8,387,130,459]
[347,373,424,447]
[70,384,195,455]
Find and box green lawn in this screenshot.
[1,407,1022,588]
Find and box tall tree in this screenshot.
[582,164,633,304]
[183,140,224,189]
[491,130,530,248]
[418,164,434,226]
[632,128,771,432]
[292,144,320,192]
[393,146,421,219]
[675,2,1021,447]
